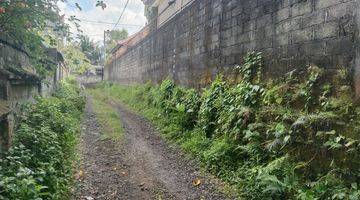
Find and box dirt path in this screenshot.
[74,96,230,200]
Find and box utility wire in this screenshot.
[111,0,130,31]
[79,19,143,27]
[65,17,143,27]
[86,33,105,36]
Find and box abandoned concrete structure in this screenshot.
[107,0,360,97]
[77,65,104,85]
[0,36,68,151]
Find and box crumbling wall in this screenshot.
[0,37,65,151]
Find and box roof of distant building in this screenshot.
[110,34,137,54]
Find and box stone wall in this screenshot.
[0,37,66,151]
[77,74,103,86]
[106,0,359,90]
[0,37,38,151]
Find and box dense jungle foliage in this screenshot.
[96,52,360,199]
[0,80,85,200]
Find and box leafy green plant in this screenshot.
[0,0,107,76]
[91,52,360,199]
[236,52,263,84]
[0,80,85,200]
[198,76,227,138]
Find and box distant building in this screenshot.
[84,65,103,76]
[142,0,156,4]
[42,48,69,96]
[142,0,194,28]
[77,65,104,86]
[108,28,150,64]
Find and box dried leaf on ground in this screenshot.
[192,179,202,186]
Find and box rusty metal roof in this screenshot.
[0,100,9,116]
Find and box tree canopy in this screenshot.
[0,0,106,76]
[60,44,91,74]
[79,35,102,65]
[106,29,129,53]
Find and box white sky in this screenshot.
[59,0,147,42]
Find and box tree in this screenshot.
[79,35,102,65]
[60,44,91,74]
[79,35,93,54]
[0,1,66,75]
[106,29,129,53]
[0,0,106,76]
[89,43,102,65]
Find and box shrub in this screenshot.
[0,81,85,200]
[198,76,227,137]
[93,52,360,199]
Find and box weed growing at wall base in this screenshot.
[95,52,360,199]
[0,80,85,200]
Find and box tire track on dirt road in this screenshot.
[74,96,230,200]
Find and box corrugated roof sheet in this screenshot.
[0,100,9,116]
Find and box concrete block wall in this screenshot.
[77,74,103,85]
[106,0,359,90]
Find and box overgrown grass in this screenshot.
[0,79,85,200]
[92,52,360,199]
[86,89,123,141]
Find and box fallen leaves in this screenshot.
[75,170,85,180]
[192,179,202,186]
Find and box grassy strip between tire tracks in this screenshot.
[86,89,123,141]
